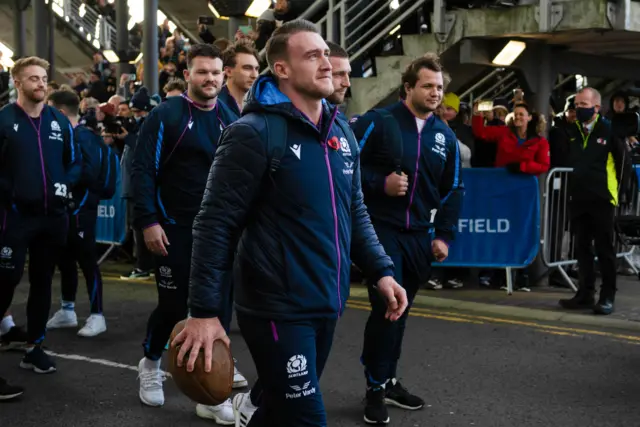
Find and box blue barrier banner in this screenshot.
[96,173,127,245]
[436,168,540,268]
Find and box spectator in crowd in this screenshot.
[92,52,111,82]
[472,102,550,176]
[120,87,157,281]
[198,23,215,44]
[72,75,88,94]
[609,91,629,116]
[471,97,508,168]
[159,62,178,98]
[213,38,233,52]
[163,78,187,98]
[255,5,277,50]
[158,18,172,49]
[220,40,260,116]
[472,102,550,291]
[117,101,131,118]
[558,87,634,315]
[87,70,109,103]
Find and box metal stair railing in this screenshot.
[260,0,426,72]
[54,0,195,54]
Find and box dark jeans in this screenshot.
[238,312,336,427]
[0,209,68,344]
[58,209,103,314]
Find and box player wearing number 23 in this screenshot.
[349,55,463,424]
[0,57,81,374]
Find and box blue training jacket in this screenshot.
[350,101,464,242]
[188,75,395,320]
[0,103,81,216]
[131,95,239,230]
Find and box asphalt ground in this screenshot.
[2,273,640,427]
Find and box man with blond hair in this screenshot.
[0,56,81,374]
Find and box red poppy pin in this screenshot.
[328,136,340,150]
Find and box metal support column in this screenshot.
[228,16,240,40]
[33,0,48,59]
[13,0,27,59]
[48,0,55,77]
[143,0,159,95]
[531,42,552,287]
[116,0,129,79]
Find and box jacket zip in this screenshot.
[321,108,341,316]
[406,130,421,229]
[25,114,47,215]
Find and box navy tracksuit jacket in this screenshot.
[58,125,115,315]
[188,75,394,427]
[0,103,81,344]
[131,94,239,361]
[351,101,464,385]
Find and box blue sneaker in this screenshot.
[20,346,56,374]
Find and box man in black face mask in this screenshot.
[558,87,632,315]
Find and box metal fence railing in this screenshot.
[542,167,640,290]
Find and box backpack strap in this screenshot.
[263,113,288,174]
[372,108,403,174]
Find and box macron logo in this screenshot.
[188,121,194,130]
[13,124,18,132]
[290,144,301,160]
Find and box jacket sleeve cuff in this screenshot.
[134,214,159,231]
[434,234,452,246]
[370,267,395,284]
[189,307,219,319]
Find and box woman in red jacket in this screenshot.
[472,102,550,175]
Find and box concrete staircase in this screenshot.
[346,0,638,117]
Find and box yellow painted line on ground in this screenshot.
[533,329,581,337]
[346,302,484,325]
[102,273,640,343]
[347,299,640,343]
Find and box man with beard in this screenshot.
[350,54,464,424]
[219,40,260,116]
[0,56,81,374]
[172,20,407,427]
[131,44,239,424]
[325,41,351,107]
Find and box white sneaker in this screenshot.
[196,399,235,425]
[77,314,107,337]
[233,392,257,427]
[137,358,166,407]
[46,309,78,329]
[233,364,248,389]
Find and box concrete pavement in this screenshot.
[2,274,640,427]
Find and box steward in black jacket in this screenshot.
[558,87,635,316]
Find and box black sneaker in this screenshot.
[20,346,56,374]
[0,326,28,351]
[0,377,24,401]
[364,387,389,424]
[120,268,152,280]
[385,379,425,410]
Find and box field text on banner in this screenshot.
[435,168,540,268]
[96,171,126,246]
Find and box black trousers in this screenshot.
[361,225,432,386]
[572,202,617,294]
[0,208,68,344]
[127,200,153,272]
[142,223,234,361]
[57,209,103,314]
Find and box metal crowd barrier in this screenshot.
[542,167,640,290]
